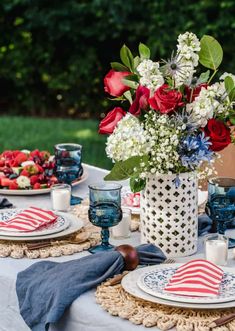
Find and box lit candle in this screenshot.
[205,234,228,266]
[112,208,131,239]
[51,184,71,212]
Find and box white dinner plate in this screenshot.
[0,169,88,196]
[122,188,208,215]
[0,212,83,241]
[137,263,235,304]
[0,209,70,237]
[122,265,235,309]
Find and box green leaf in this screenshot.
[134,56,140,69]
[123,90,133,104]
[224,76,235,101]
[111,62,128,72]
[229,88,235,102]
[138,43,151,60]
[199,35,223,70]
[130,176,146,192]
[198,70,210,83]
[122,78,138,89]
[229,115,235,125]
[120,45,134,71]
[104,155,148,181]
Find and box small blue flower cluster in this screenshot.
[179,132,213,170]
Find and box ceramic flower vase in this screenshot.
[140,172,198,258]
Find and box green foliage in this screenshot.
[199,35,223,70]
[0,0,235,117]
[104,155,148,181]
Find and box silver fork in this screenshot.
[163,258,175,264]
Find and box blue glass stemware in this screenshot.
[88,183,122,254]
[206,177,235,248]
[54,143,83,205]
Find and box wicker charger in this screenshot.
[96,274,235,331]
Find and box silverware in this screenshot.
[163,258,175,264]
[208,313,235,329]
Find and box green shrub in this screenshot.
[0,0,234,117]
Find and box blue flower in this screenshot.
[174,110,198,131]
[178,132,213,170]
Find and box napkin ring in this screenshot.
[116,244,139,271]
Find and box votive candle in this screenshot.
[111,208,131,239]
[51,184,71,212]
[205,234,228,266]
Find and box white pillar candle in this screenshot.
[205,237,228,266]
[112,208,131,239]
[51,184,71,212]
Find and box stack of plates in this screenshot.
[122,263,235,309]
[0,209,83,241]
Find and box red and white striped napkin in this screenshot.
[0,207,57,232]
[164,259,223,297]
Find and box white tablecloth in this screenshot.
[0,164,234,331]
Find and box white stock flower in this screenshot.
[137,59,164,91]
[16,175,31,188]
[171,32,201,87]
[106,114,150,162]
[188,82,229,127]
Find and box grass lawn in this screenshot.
[0,116,112,169]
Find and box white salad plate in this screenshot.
[0,211,83,241]
[122,188,208,215]
[0,169,88,196]
[122,264,235,309]
[137,263,235,304]
[0,208,70,237]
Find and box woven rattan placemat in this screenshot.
[96,275,235,331]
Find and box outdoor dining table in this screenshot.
[0,163,235,331]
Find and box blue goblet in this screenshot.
[206,177,235,248]
[54,143,83,205]
[88,183,122,254]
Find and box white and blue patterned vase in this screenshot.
[140,172,198,258]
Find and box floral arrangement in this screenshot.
[0,149,58,189]
[99,32,235,191]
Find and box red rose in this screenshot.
[104,70,131,97]
[204,119,231,152]
[129,85,150,116]
[149,84,184,114]
[99,107,126,134]
[185,84,208,102]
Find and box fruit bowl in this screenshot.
[0,149,88,195]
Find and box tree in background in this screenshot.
[0,0,234,118]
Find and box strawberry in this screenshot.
[30,175,40,185]
[50,175,58,184]
[9,181,19,190]
[0,160,5,167]
[35,164,44,173]
[9,159,19,167]
[33,183,41,189]
[15,152,28,165]
[1,178,13,187]
[20,169,30,177]
[30,150,41,158]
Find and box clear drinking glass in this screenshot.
[54,143,83,205]
[206,177,235,248]
[88,183,122,253]
[205,234,228,266]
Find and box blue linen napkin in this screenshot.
[16,244,166,331]
[0,197,13,209]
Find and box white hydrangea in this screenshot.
[106,114,151,162]
[16,175,31,188]
[137,59,164,92]
[188,82,228,127]
[174,32,201,87]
